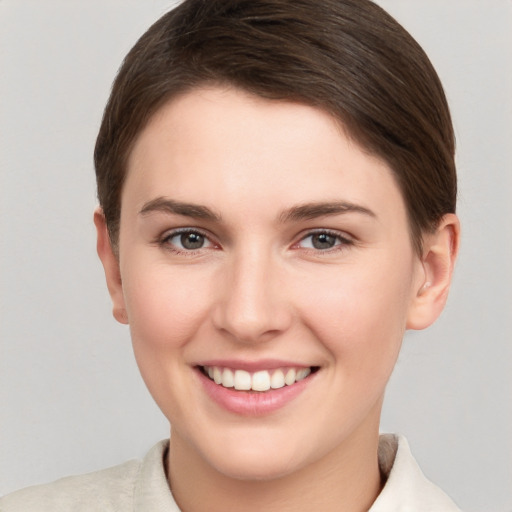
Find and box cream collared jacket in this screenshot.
[0,434,461,511]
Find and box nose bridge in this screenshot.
[213,243,290,342]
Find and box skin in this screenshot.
[95,86,459,512]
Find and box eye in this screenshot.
[162,229,214,252]
[297,230,352,251]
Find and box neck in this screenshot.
[167,426,383,512]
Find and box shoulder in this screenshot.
[0,440,170,512]
[371,434,462,512]
[0,460,140,511]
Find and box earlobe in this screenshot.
[406,213,460,330]
[93,207,129,325]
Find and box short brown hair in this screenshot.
[94,0,456,255]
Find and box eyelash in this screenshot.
[157,228,354,255]
[294,229,354,253]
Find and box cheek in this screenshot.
[120,264,215,421]
[122,264,213,350]
[296,256,414,375]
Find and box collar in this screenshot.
[133,435,460,511]
[370,434,461,511]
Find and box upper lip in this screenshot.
[194,359,314,372]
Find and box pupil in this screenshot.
[181,232,204,249]
[312,233,336,249]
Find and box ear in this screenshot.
[406,213,460,330]
[94,207,129,324]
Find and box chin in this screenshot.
[199,433,314,482]
[213,454,301,482]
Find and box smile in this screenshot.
[196,363,319,415]
[200,366,314,392]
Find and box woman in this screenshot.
[1,0,462,510]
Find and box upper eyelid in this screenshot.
[161,226,213,239]
[296,228,353,242]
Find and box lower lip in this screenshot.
[196,368,314,416]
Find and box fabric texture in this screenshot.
[0,434,461,511]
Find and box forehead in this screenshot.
[123,87,407,227]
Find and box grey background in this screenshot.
[0,1,510,511]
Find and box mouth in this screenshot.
[198,365,319,392]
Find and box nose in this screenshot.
[212,248,292,344]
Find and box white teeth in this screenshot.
[234,370,252,390]
[221,368,234,388]
[270,369,285,389]
[203,366,312,391]
[296,368,311,381]
[252,370,271,391]
[284,368,296,386]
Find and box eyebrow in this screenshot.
[139,197,222,221]
[139,197,376,223]
[278,201,376,223]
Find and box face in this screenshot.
[107,87,428,480]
